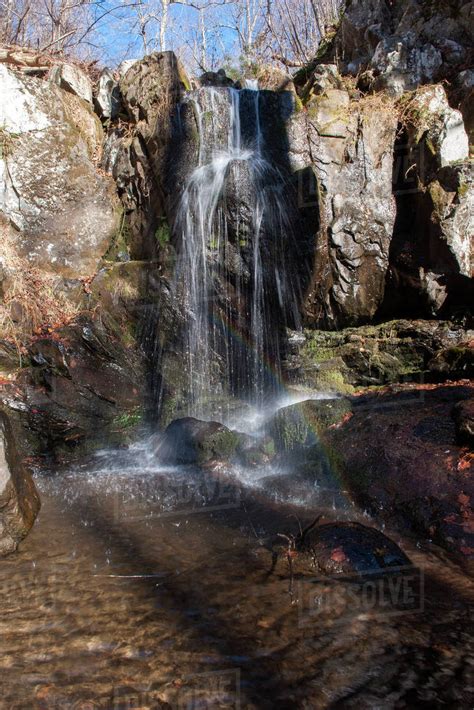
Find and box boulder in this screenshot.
[158,417,241,465]
[0,64,119,279]
[267,398,352,454]
[49,62,93,104]
[452,399,474,446]
[0,411,40,555]
[198,68,237,88]
[95,68,121,120]
[300,63,343,100]
[293,521,411,576]
[406,85,469,168]
[254,66,296,93]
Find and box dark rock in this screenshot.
[158,417,241,465]
[16,309,147,457]
[452,399,474,446]
[321,383,474,557]
[295,521,410,576]
[198,69,237,88]
[0,411,40,555]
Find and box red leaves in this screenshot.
[457,452,473,472]
[329,412,353,429]
[330,547,347,563]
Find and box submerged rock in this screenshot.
[0,411,40,555]
[295,521,411,576]
[158,417,241,465]
[452,399,474,447]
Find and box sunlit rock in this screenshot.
[0,63,119,279]
[0,412,40,556]
[49,62,93,104]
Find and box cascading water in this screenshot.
[172,85,304,419]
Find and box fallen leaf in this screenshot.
[331,547,347,563]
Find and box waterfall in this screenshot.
[172,86,302,419]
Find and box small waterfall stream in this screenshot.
[172,85,301,418]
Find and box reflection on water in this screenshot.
[1,449,474,708]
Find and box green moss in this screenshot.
[0,127,19,159]
[155,217,171,247]
[458,181,469,198]
[103,209,132,262]
[178,67,191,92]
[112,408,143,430]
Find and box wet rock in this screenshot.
[267,398,352,454]
[158,417,241,465]
[0,411,40,555]
[321,383,474,556]
[295,521,410,576]
[0,63,119,279]
[49,62,93,104]
[285,319,473,393]
[17,308,147,457]
[452,399,474,446]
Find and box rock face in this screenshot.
[384,85,473,318]
[332,0,473,96]
[286,319,474,393]
[287,92,397,327]
[0,411,40,555]
[0,64,119,279]
[103,51,189,260]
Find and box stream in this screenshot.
[1,402,474,708]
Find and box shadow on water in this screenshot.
[2,461,473,707]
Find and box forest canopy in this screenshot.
[0,0,343,73]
